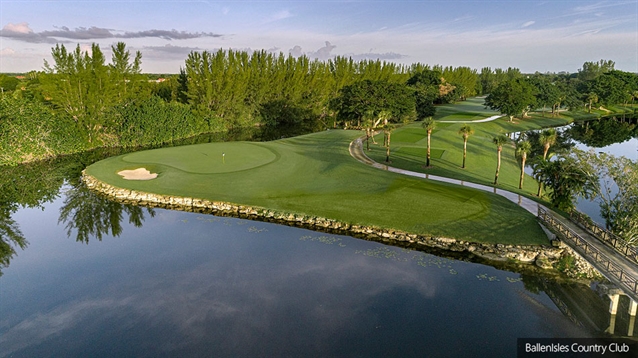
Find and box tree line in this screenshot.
[1,42,637,166]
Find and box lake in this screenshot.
[0,123,635,357]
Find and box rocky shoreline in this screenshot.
[81,171,601,279]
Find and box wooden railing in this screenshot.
[538,207,638,300]
[570,210,638,265]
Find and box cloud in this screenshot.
[0,48,16,56]
[266,10,293,23]
[0,22,59,44]
[347,52,407,61]
[1,23,223,44]
[3,22,31,34]
[572,1,635,15]
[522,21,535,28]
[143,44,204,59]
[119,29,222,40]
[288,41,405,62]
[41,26,114,40]
[289,45,303,57]
[307,41,336,60]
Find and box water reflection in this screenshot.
[0,207,26,277]
[58,184,155,243]
[4,206,638,357]
[567,117,637,148]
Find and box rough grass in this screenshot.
[86,129,548,245]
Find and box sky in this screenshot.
[0,0,636,74]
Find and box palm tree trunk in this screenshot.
[537,182,544,197]
[519,155,526,189]
[462,138,467,168]
[494,148,501,185]
[386,133,391,162]
[426,132,431,167]
[543,145,549,159]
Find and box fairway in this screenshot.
[86,130,549,245]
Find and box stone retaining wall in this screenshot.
[81,171,601,279]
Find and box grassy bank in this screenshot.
[86,129,548,245]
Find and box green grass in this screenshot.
[86,129,548,245]
[370,98,573,202]
[434,96,499,121]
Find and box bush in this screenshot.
[111,96,208,147]
[0,97,86,165]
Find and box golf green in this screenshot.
[121,142,279,174]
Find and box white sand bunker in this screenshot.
[117,168,158,180]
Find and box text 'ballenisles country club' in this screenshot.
[525,342,631,354]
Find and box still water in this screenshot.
[0,123,635,357]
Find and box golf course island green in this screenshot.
[84,129,549,247]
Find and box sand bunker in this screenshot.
[118,168,158,180]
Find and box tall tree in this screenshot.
[383,123,396,162]
[578,59,615,81]
[332,79,415,128]
[529,74,560,117]
[539,128,557,160]
[585,92,598,113]
[492,134,510,185]
[575,151,638,244]
[485,78,536,122]
[515,140,532,189]
[422,117,436,167]
[534,153,598,211]
[537,128,558,196]
[41,42,144,143]
[407,69,441,119]
[457,124,474,169]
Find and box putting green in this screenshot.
[121,142,279,174]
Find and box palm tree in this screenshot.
[383,123,396,162]
[422,117,436,167]
[363,110,375,151]
[539,128,557,160]
[515,140,532,189]
[537,128,557,196]
[586,92,598,113]
[457,124,474,169]
[531,155,551,200]
[492,134,509,185]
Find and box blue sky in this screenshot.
[1,1,636,73]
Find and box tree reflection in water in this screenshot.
[58,184,155,243]
[0,207,27,277]
[568,116,637,148]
